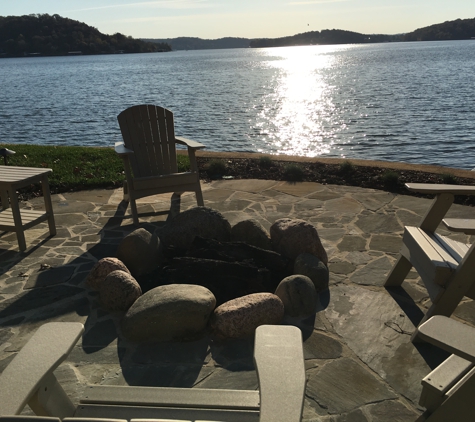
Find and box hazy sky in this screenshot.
[2,0,474,39]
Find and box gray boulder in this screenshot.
[116,228,163,277]
[231,219,272,250]
[275,275,318,318]
[211,293,284,339]
[99,270,142,312]
[159,206,231,251]
[86,257,130,290]
[270,218,328,265]
[294,253,330,292]
[121,284,216,343]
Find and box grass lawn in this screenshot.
[0,144,190,195]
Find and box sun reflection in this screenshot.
[251,45,353,157]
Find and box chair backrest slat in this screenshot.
[118,105,178,178]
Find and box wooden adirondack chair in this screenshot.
[0,323,306,422]
[416,316,475,421]
[384,183,475,342]
[116,105,205,225]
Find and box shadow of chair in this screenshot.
[385,183,475,342]
[116,104,206,225]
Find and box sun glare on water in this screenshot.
[253,45,350,157]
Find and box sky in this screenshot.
[2,0,474,40]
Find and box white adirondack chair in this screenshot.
[0,323,306,422]
[416,316,475,422]
[116,105,205,225]
[385,183,475,342]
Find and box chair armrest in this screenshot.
[443,218,475,235]
[175,136,206,150]
[254,325,306,422]
[406,183,475,195]
[114,142,134,155]
[418,316,475,363]
[0,322,84,416]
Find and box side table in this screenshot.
[0,166,56,252]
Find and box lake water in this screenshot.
[1,40,475,169]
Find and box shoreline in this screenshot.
[192,150,475,180]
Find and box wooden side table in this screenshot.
[0,166,56,251]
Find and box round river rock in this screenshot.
[86,257,130,290]
[116,227,163,277]
[121,284,216,342]
[211,293,284,339]
[270,218,328,265]
[275,274,317,318]
[99,270,142,312]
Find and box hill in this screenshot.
[250,29,401,48]
[144,37,250,50]
[0,14,171,57]
[404,17,475,41]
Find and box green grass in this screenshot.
[0,144,191,193]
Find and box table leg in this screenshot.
[41,175,56,236]
[8,187,26,252]
[0,189,9,210]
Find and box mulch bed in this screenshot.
[197,157,475,207]
[12,157,475,207]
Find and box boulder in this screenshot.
[270,218,328,265]
[86,257,130,290]
[121,284,216,342]
[116,228,163,277]
[159,207,231,252]
[211,293,284,339]
[99,270,142,312]
[275,275,318,318]
[294,253,330,292]
[231,219,272,250]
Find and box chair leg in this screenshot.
[195,187,204,206]
[384,254,413,287]
[129,197,139,226]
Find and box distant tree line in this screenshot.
[0,14,171,57]
[145,36,250,50]
[250,29,402,48]
[404,18,475,41]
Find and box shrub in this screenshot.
[381,170,399,190]
[206,159,226,177]
[177,154,190,172]
[441,173,457,185]
[339,160,355,175]
[258,156,273,168]
[283,163,304,182]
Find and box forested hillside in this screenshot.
[0,14,171,57]
[404,18,475,41]
[250,29,401,48]
[145,37,250,50]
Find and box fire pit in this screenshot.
[86,207,329,342]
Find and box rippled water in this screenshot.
[1,40,475,169]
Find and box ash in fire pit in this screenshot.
[86,207,329,342]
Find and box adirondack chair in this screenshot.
[0,322,306,422]
[116,105,205,225]
[384,183,475,342]
[416,315,475,421]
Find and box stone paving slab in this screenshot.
[1,179,475,421]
